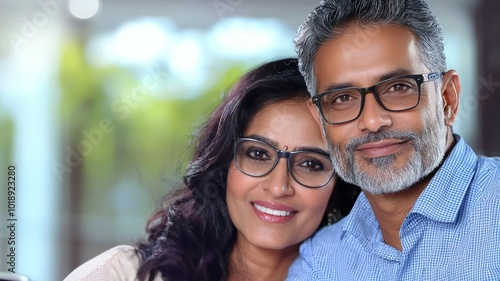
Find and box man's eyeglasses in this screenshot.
[234,138,334,188]
[312,72,443,125]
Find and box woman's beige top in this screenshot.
[63,245,162,281]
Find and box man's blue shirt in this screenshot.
[287,136,500,280]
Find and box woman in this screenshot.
[64,58,359,281]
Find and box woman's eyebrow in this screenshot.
[243,134,278,148]
[244,134,330,155]
[296,146,330,155]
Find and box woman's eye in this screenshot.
[298,159,325,172]
[246,149,270,161]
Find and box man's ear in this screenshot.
[440,70,461,126]
[307,98,323,127]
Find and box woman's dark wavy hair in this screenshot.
[134,58,360,281]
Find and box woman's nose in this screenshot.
[262,159,295,197]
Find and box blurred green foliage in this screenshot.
[57,39,249,223]
[0,116,14,208]
[0,117,14,168]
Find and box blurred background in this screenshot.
[0,0,498,280]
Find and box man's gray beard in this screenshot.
[326,109,448,195]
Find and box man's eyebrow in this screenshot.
[321,82,354,93]
[320,68,414,93]
[379,69,413,81]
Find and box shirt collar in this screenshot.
[410,135,478,223]
[341,192,378,243]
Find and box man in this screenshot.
[287,0,500,280]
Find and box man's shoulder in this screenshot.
[474,154,500,188]
[290,216,372,280]
[477,154,500,169]
[451,137,500,186]
[306,217,346,247]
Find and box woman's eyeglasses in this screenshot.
[233,138,334,188]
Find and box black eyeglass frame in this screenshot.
[312,72,444,125]
[233,137,335,188]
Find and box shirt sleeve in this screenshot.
[63,245,144,281]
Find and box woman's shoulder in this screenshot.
[63,245,160,281]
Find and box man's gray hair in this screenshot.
[295,0,447,96]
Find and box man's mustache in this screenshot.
[344,129,419,151]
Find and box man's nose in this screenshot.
[357,93,393,132]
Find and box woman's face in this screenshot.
[226,99,336,252]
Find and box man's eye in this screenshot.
[389,84,410,92]
[333,94,353,103]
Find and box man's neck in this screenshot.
[364,181,428,251]
[364,130,457,250]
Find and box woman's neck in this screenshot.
[227,236,299,281]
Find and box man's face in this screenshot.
[312,24,448,195]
